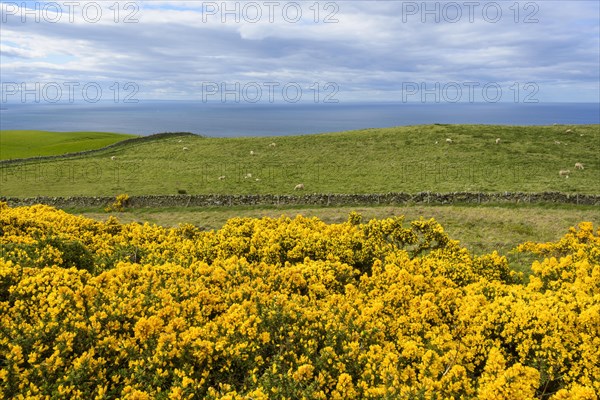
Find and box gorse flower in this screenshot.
[0,202,598,399]
[105,193,130,213]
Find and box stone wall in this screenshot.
[2,192,599,208]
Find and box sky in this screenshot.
[1,0,599,104]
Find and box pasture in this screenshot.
[0,125,598,197]
[0,130,137,160]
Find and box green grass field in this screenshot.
[0,124,598,197]
[0,130,138,160]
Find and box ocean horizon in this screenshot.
[1,102,598,137]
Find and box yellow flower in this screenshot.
[1,204,598,399]
[292,364,314,382]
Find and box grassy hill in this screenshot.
[0,124,598,197]
[0,130,138,160]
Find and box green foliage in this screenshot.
[0,237,93,273]
[45,236,95,273]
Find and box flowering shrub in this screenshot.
[105,193,130,213]
[0,202,598,399]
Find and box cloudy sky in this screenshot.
[1,0,599,103]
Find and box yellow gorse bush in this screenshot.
[105,194,131,213]
[0,202,598,399]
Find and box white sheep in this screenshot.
[218,175,226,180]
[554,140,561,145]
[178,139,183,143]
[294,183,305,190]
[559,169,570,178]
[446,138,453,144]
[250,150,255,156]
[244,173,252,179]
[182,147,189,151]
[565,129,573,133]
[495,138,501,144]
[110,156,116,160]
[255,178,261,181]
[269,142,276,148]
[575,163,584,170]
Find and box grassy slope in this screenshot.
[0,130,138,160]
[1,124,599,197]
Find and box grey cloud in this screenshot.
[1,0,598,102]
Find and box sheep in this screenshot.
[559,169,570,178]
[218,175,226,180]
[244,173,252,179]
[269,142,276,148]
[565,129,572,133]
[255,178,261,182]
[250,150,255,156]
[575,162,584,170]
[294,183,305,190]
[110,156,116,160]
[446,138,453,144]
[182,147,189,151]
[178,139,183,143]
[495,138,501,144]
[435,141,438,144]
[554,140,561,145]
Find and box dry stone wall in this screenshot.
[2,192,599,208]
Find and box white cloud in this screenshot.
[0,0,598,102]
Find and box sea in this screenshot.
[1,102,598,137]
